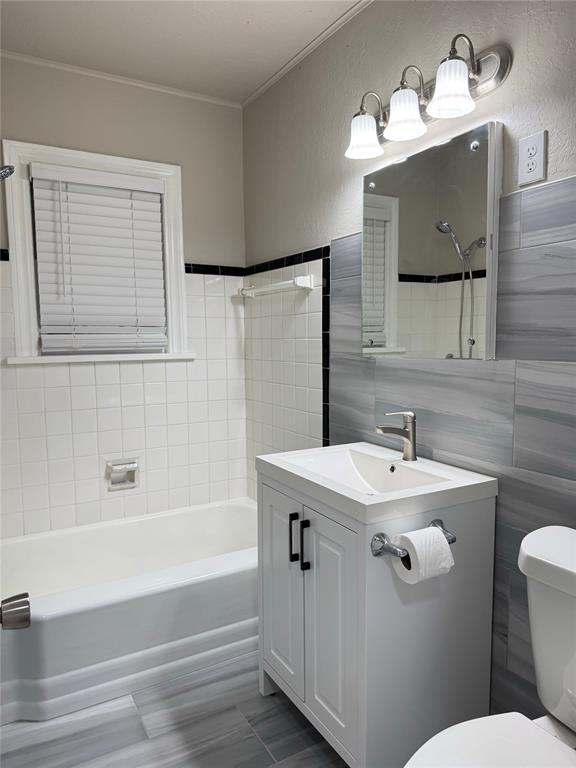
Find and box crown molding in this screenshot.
[2,1,374,111]
[242,0,374,107]
[0,50,242,110]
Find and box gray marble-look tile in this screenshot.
[375,402,514,465]
[495,469,576,562]
[275,741,348,768]
[490,661,545,720]
[513,361,576,480]
[506,569,537,687]
[74,720,274,768]
[496,240,576,360]
[375,358,516,422]
[133,654,259,738]
[499,193,521,253]
[0,696,147,768]
[429,456,576,551]
[329,354,375,443]
[491,560,510,671]
[520,175,576,248]
[330,276,362,356]
[373,358,515,464]
[330,233,362,281]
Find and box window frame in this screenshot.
[3,139,189,363]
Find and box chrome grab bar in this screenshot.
[0,592,31,629]
[370,519,456,559]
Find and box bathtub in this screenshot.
[0,499,258,724]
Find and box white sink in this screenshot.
[256,442,498,524]
[282,446,446,495]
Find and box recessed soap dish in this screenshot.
[105,459,139,491]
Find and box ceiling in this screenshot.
[1,0,368,105]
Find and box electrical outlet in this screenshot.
[518,130,548,186]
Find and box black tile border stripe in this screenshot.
[184,263,245,276]
[3,240,331,443]
[1,244,329,275]
[399,269,487,284]
[322,255,330,446]
[184,245,330,277]
[185,244,331,449]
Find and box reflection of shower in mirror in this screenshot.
[361,122,503,360]
[435,221,486,358]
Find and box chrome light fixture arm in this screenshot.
[358,91,387,130]
[449,33,480,80]
[400,65,427,106]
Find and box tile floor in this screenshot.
[0,659,347,768]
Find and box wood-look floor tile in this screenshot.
[133,655,259,738]
[274,741,348,768]
[238,692,323,761]
[74,721,274,768]
[0,696,147,768]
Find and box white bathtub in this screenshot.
[0,499,258,724]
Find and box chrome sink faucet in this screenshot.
[376,411,417,461]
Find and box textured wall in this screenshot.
[1,57,245,266]
[328,174,576,717]
[244,1,576,264]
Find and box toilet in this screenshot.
[405,526,576,767]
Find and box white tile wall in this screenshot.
[0,263,248,537]
[397,277,486,358]
[244,260,324,498]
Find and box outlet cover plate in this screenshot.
[518,130,548,186]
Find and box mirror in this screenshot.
[362,122,501,359]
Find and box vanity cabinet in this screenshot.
[261,485,358,753]
[258,449,497,768]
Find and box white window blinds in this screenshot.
[362,216,387,342]
[31,164,167,354]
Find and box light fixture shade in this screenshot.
[345,113,384,159]
[383,88,427,141]
[426,57,476,118]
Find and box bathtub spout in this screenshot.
[0,592,31,629]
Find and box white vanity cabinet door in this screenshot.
[303,507,359,756]
[261,485,305,699]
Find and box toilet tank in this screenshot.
[518,526,576,732]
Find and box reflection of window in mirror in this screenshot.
[362,122,502,360]
[362,195,400,352]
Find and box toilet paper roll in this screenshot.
[391,527,455,584]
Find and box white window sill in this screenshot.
[5,352,197,366]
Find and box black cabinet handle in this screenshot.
[289,512,299,562]
[300,520,311,571]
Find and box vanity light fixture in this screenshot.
[345,36,511,159]
[384,65,427,142]
[427,33,478,119]
[345,92,386,159]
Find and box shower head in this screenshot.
[435,221,453,235]
[0,165,15,181]
[435,219,464,260]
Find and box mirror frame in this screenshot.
[361,121,503,360]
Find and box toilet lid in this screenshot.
[405,713,576,767]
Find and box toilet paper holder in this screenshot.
[370,519,456,558]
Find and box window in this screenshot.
[362,194,399,351]
[3,140,188,362]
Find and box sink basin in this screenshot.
[282,446,445,495]
[256,442,498,524]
